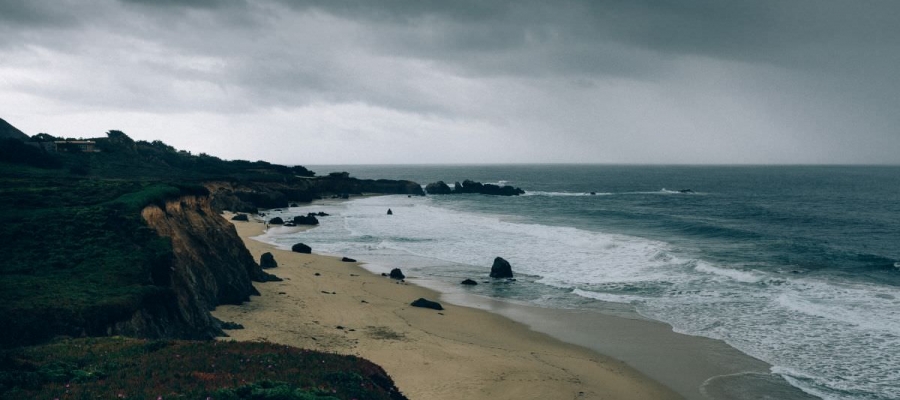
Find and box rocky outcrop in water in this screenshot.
[490,257,514,278]
[425,179,524,196]
[293,214,319,225]
[389,268,405,280]
[424,181,452,194]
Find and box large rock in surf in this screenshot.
[425,181,452,195]
[410,298,443,310]
[490,257,514,278]
[389,268,405,280]
[292,214,319,225]
[461,278,478,286]
[268,216,284,225]
[291,243,312,254]
[260,252,277,269]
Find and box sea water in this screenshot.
[259,165,900,400]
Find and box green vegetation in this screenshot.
[0,127,408,399]
[0,130,314,348]
[0,130,321,348]
[0,175,187,347]
[0,337,405,399]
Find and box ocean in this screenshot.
[259,165,900,400]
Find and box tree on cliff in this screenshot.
[107,130,135,144]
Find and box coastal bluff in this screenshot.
[135,194,278,340]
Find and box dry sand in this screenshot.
[213,216,682,400]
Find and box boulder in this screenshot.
[341,257,357,263]
[316,212,330,216]
[291,243,312,254]
[425,181,452,195]
[387,208,393,215]
[231,213,249,221]
[260,252,277,269]
[268,217,284,225]
[410,298,443,310]
[490,257,514,278]
[461,278,478,286]
[292,214,319,225]
[389,268,405,280]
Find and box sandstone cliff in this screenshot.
[125,194,275,339]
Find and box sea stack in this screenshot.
[490,257,514,278]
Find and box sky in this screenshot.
[1,0,898,165]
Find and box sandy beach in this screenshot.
[213,215,682,400]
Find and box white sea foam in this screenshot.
[522,191,611,197]
[694,261,763,283]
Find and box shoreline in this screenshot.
[214,213,681,400]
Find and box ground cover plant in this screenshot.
[0,337,406,400]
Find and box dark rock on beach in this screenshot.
[389,268,405,280]
[341,257,357,262]
[291,243,312,254]
[490,257,514,278]
[260,252,277,269]
[461,278,478,286]
[292,214,319,225]
[231,213,249,221]
[268,216,284,225]
[410,298,444,310]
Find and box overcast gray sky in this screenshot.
[1,0,898,165]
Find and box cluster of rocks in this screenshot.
[425,180,525,196]
[267,211,330,226]
[458,257,515,286]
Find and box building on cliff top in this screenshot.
[53,140,100,153]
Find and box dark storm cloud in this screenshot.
[0,0,79,26]
[2,0,898,163]
[119,0,246,8]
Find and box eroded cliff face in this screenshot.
[132,195,271,339]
